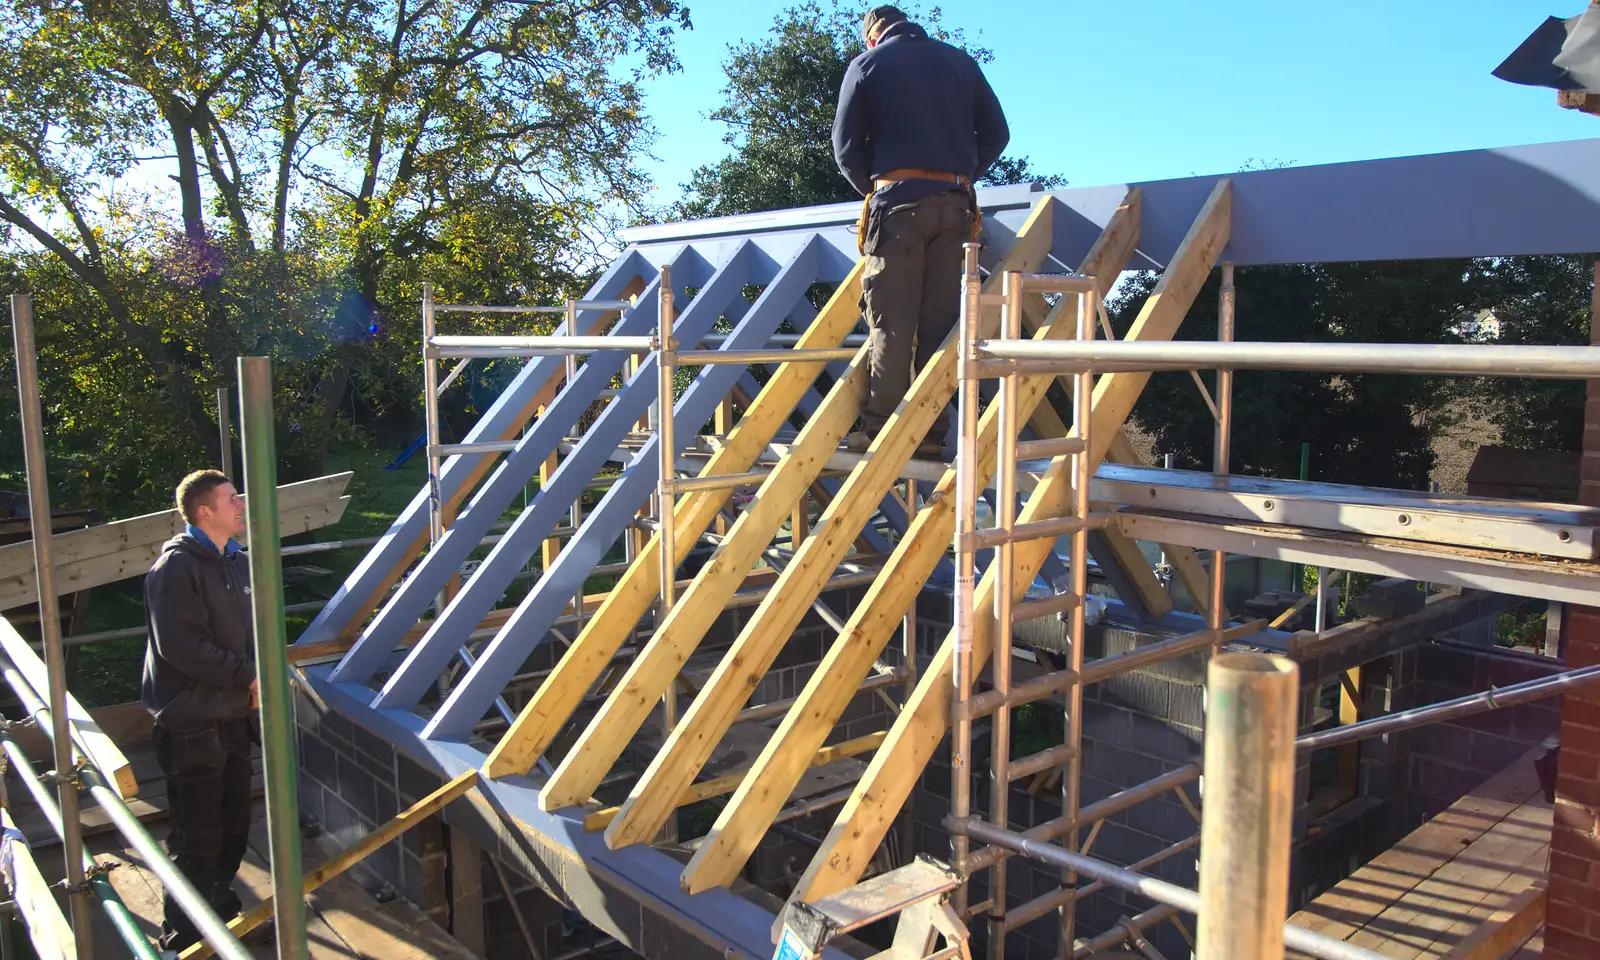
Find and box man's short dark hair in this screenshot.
[864,5,908,41]
[176,469,232,525]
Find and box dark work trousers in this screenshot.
[155,718,253,950]
[859,189,974,438]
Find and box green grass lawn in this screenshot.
[72,440,429,706]
[67,437,630,706]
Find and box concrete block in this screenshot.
[1471,729,1536,772]
[337,753,379,825]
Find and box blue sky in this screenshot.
[634,0,1598,207]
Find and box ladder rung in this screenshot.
[429,334,653,357]
[964,669,1080,719]
[964,512,1117,551]
[781,856,963,948]
[1014,437,1086,460]
[1005,744,1077,783]
[1014,590,1082,624]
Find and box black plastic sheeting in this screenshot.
[1494,10,1600,92]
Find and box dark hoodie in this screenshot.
[141,531,256,731]
[831,20,1010,206]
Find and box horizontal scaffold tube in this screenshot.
[0,728,161,960]
[429,334,654,356]
[971,340,1600,379]
[433,299,636,314]
[947,817,1386,960]
[1297,660,1600,752]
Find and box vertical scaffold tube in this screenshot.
[655,266,679,739]
[990,270,1022,960]
[566,298,585,619]
[1209,263,1234,647]
[422,283,443,545]
[10,293,93,960]
[1059,287,1095,958]
[237,357,309,960]
[952,243,982,917]
[1197,653,1298,960]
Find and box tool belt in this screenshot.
[856,169,983,256]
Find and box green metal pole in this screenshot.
[237,357,308,960]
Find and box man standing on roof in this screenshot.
[142,469,260,951]
[833,4,1010,456]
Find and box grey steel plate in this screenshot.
[1087,465,1600,560]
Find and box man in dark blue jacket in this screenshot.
[143,469,259,951]
[832,4,1009,455]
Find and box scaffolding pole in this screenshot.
[237,357,309,960]
[9,293,93,960]
[1197,653,1297,960]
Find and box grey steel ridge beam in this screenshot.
[418,236,850,736]
[624,138,1600,268]
[328,249,704,684]
[302,249,654,651]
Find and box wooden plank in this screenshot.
[1290,757,1542,944]
[0,807,75,960]
[600,197,1063,850]
[0,493,351,611]
[790,180,1232,905]
[0,473,351,582]
[482,263,866,781]
[537,353,869,812]
[582,732,884,832]
[1346,801,1548,958]
[677,189,1142,894]
[1102,429,1220,616]
[0,494,349,611]
[1439,882,1545,960]
[179,770,481,960]
[1559,90,1600,116]
[0,616,137,799]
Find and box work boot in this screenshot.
[843,431,873,454]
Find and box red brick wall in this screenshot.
[1547,258,1600,960]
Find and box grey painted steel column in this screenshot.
[1197,653,1297,960]
[421,238,831,737]
[9,293,93,959]
[237,357,309,960]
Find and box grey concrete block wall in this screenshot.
[1406,640,1561,818]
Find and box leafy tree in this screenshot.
[674,1,1063,221]
[0,0,689,511]
[1471,255,1594,452]
[1110,260,1498,491]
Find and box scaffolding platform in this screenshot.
[1288,752,1551,960]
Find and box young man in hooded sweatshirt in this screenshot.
[142,469,260,951]
[832,4,1010,456]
